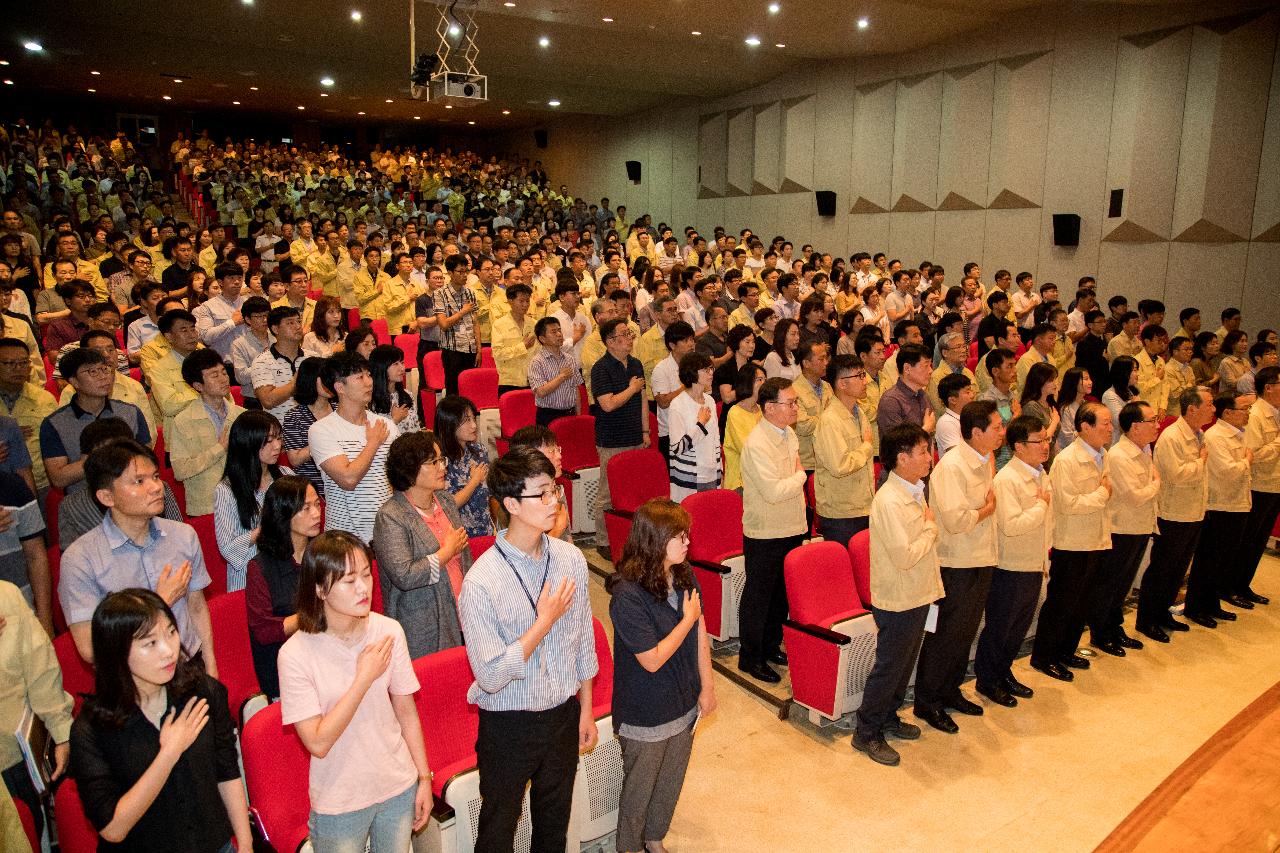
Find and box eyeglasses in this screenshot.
[1021,438,1051,445]
[422,456,448,468]
[839,371,867,381]
[769,398,800,408]
[517,487,560,505]
[77,366,114,379]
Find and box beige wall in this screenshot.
[504,2,1280,332]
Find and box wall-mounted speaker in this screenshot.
[534,129,548,149]
[1107,189,1124,219]
[625,160,641,183]
[1052,213,1081,247]
[815,190,837,217]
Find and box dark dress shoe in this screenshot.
[766,649,789,666]
[1163,618,1191,632]
[1063,654,1090,670]
[1115,631,1144,650]
[737,661,781,684]
[1031,659,1074,681]
[1003,676,1034,699]
[913,706,960,733]
[1185,612,1217,629]
[883,718,922,740]
[1211,608,1237,622]
[946,695,984,716]
[1243,589,1269,605]
[976,682,1017,707]
[1092,640,1126,657]
[1137,624,1171,643]
[852,732,901,766]
[1222,593,1255,610]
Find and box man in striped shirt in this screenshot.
[527,316,581,426]
[459,447,598,853]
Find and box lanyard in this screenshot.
[496,540,550,616]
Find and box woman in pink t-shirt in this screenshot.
[278,531,433,852]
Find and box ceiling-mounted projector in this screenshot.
[428,71,486,106]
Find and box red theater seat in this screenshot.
[683,489,746,642]
[242,703,312,853]
[603,449,669,564]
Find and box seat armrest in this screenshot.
[604,507,634,521]
[783,619,851,645]
[689,558,731,575]
[430,799,456,823]
[561,471,581,481]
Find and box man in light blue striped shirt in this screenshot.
[459,446,598,853]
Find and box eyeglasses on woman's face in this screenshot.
[517,486,560,504]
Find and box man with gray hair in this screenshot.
[927,331,976,416]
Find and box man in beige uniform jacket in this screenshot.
[1236,366,1280,606]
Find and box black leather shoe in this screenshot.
[913,706,959,734]
[1003,676,1034,699]
[1063,654,1090,670]
[1116,631,1144,650]
[1163,618,1191,632]
[883,718,922,740]
[1223,593,1255,610]
[852,731,901,766]
[1211,608,1237,622]
[1243,589,1269,605]
[1137,624,1170,643]
[1092,639,1126,657]
[946,695,984,716]
[1031,659,1074,681]
[766,649,789,666]
[1185,612,1217,629]
[737,661,781,683]
[976,682,1017,707]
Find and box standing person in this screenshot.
[309,352,398,543]
[245,475,322,701]
[590,318,647,560]
[436,395,495,538]
[171,347,245,517]
[913,401,1003,730]
[722,363,765,494]
[1089,401,1160,656]
[492,283,537,396]
[852,423,938,766]
[250,305,305,421]
[413,264,443,375]
[791,340,833,478]
[651,321,697,460]
[934,373,976,457]
[281,357,332,494]
[279,531,434,853]
[213,411,283,592]
[1183,392,1253,628]
[876,343,937,438]
[434,254,480,396]
[736,378,808,684]
[666,353,722,502]
[193,262,248,365]
[228,296,272,410]
[69,589,252,853]
[608,499,715,853]
[458,447,599,853]
[372,431,472,659]
[1136,387,1213,643]
[1031,402,1112,681]
[812,354,874,546]
[975,415,1051,707]
[1236,366,1280,607]
[369,344,421,435]
[527,317,581,426]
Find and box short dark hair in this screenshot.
[985,347,1015,372]
[87,301,121,321]
[385,430,442,492]
[598,317,626,343]
[1179,307,1199,325]
[895,343,929,372]
[1212,392,1239,420]
[757,376,794,407]
[663,321,695,350]
[242,296,271,320]
[214,261,243,281]
[1248,341,1276,366]
[678,352,712,387]
[1119,400,1152,433]
[180,347,227,388]
[487,444,555,510]
[59,346,108,382]
[1076,400,1107,431]
[292,356,327,406]
[86,438,157,499]
[508,424,558,452]
[1255,365,1280,395]
[267,305,300,330]
[505,283,533,302]
[533,316,560,340]
[0,336,29,354]
[321,351,370,396]
[960,399,1000,439]
[78,417,134,456]
[938,373,972,408]
[880,423,929,473]
[1005,414,1045,450]
[1140,324,1168,343]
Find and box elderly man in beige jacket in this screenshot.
[1030,401,1113,682]
[1183,391,1254,627]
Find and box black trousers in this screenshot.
[974,569,1043,686]
[536,406,575,426]
[1032,549,1101,664]
[1089,533,1148,641]
[475,698,580,853]
[815,515,869,549]
[739,534,804,665]
[1136,518,1202,628]
[441,347,478,397]
[856,604,928,739]
[1236,490,1280,595]
[914,566,993,711]
[1186,510,1249,614]
[498,384,528,398]
[3,759,42,843]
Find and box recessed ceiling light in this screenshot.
[87,88,95,93]
[320,76,334,86]
[297,105,305,110]
[548,99,560,107]
[385,98,393,103]
[2,80,12,86]
[857,17,869,29]
[162,95,172,100]
[350,9,362,21]
[357,110,365,115]
[0,61,8,66]
[775,42,785,48]
[445,104,453,109]
[173,78,183,83]
[538,36,550,47]
[413,115,421,119]
[90,70,100,75]
[691,31,701,36]
[768,3,781,13]
[502,109,511,115]
[320,93,328,97]
[602,17,613,22]
[503,2,515,6]
[233,100,241,105]
[468,120,476,125]
[249,85,258,90]
[745,36,761,46]
[241,0,253,5]
[23,41,43,52]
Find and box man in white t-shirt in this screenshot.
[550,280,591,363]
[309,351,399,542]
[651,321,696,459]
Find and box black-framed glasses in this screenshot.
[517,488,559,504]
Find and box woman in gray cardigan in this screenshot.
[373,431,475,658]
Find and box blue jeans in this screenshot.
[308,782,416,853]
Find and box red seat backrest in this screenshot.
[785,541,860,626]
[847,529,872,610]
[966,340,980,372]
[188,515,227,599]
[550,415,599,473]
[207,590,262,719]
[159,467,185,516]
[241,702,312,853]
[498,389,536,437]
[469,534,495,560]
[479,346,495,370]
[230,386,245,407]
[54,631,95,715]
[370,318,392,346]
[347,308,362,330]
[412,646,480,796]
[370,559,385,614]
[591,617,613,717]
[394,332,419,372]
[49,545,68,634]
[606,448,668,513]
[419,388,437,431]
[424,350,446,392]
[683,489,743,563]
[53,779,100,853]
[458,367,500,410]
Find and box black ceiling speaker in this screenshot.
[816,191,837,217]
[1052,213,1081,247]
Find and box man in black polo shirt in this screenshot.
[589,317,646,560]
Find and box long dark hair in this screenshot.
[223,410,283,530]
[369,343,411,416]
[1109,356,1139,402]
[1057,366,1088,411]
[292,356,327,407]
[612,498,695,601]
[86,589,204,728]
[435,394,479,461]
[1020,361,1058,408]
[257,475,315,561]
[772,318,799,367]
[311,296,346,342]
